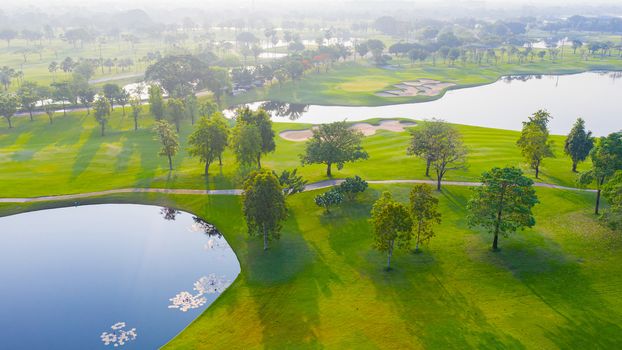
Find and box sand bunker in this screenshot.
[376,79,455,97]
[280,120,416,142]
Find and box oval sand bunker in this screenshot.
[280,120,416,142]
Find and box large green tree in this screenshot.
[370,191,413,270]
[517,110,555,178]
[102,83,120,110]
[467,167,539,250]
[205,67,231,105]
[409,184,441,252]
[145,55,207,97]
[232,123,262,167]
[152,120,179,171]
[93,97,111,136]
[188,113,230,175]
[235,107,275,168]
[243,171,287,251]
[579,132,622,215]
[301,121,368,177]
[166,98,185,133]
[0,92,19,128]
[564,118,594,172]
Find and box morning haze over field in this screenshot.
[1,0,622,349]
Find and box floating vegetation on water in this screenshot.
[168,274,232,312]
[100,322,137,347]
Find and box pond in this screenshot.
[0,204,240,350]
[231,71,622,136]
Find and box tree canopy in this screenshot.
[565,118,594,172]
[517,110,555,178]
[243,171,287,251]
[409,184,441,252]
[145,55,208,97]
[300,121,368,176]
[467,167,539,250]
[152,120,179,171]
[370,191,413,270]
[187,113,229,175]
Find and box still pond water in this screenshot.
[234,71,622,136]
[0,204,240,349]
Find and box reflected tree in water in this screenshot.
[160,207,181,221]
[260,101,309,120]
[192,216,222,237]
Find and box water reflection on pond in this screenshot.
[0,204,240,350]
[228,71,622,136]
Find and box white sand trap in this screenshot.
[376,79,456,97]
[280,120,416,141]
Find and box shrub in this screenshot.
[314,189,344,213]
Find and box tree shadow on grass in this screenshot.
[245,213,332,349]
[364,248,526,349]
[70,128,108,181]
[489,234,622,348]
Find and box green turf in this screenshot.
[1,184,619,349]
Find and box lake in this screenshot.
[231,71,622,136]
[0,204,240,349]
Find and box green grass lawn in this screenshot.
[1,184,619,349]
[0,107,590,198]
[228,52,622,107]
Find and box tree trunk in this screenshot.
[595,189,601,215]
[326,162,332,177]
[415,224,421,253]
[425,158,431,177]
[436,175,442,191]
[218,155,223,166]
[100,123,104,136]
[29,110,33,121]
[492,231,499,250]
[6,117,12,129]
[134,117,138,131]
[62,101,66,116]
[386,239,394,270]
[257,153,262,169]
[168,154,173,170]
[204,160,210,176]
[572,161,577,173]
[263,224,268,251]
[535,162,540,179]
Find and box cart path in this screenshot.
[0,179,595,203]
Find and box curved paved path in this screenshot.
[0,179,594,204]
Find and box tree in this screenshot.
[273,169,307,197]
[236,107,275,168]
[184,94,198,125]
[232,122,262,167]
[51,81,73,116]
[0,29,17,47]
[370,191,413,270]
[579,132,622,215]
[145,55,207,97]
[517,110,555,178]
[602,171,622,229]
[338,175,368,200]
[188,113,229,175]
[408,119,451,177]
[116,89,130,116]
[166,98,185,133]
[467,167,539,251]
[315,188,344,213]
[129,96,141,131]
[74,81,95,115]
[565,118,594,172]
[153,120,179,170]
[205,67,231,105]
[148,84,164,120]
[420,122,468,190]
[102,83,120,110]
[301,121,368,177]
[17,81,40,121]
[243,171,287,251]
[409,184,441,252]
[93,97,111,136]
[0,92,19,128]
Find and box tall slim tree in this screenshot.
[232,122,262,167]
[93,97,111,136]
[166,98,185,133]
[129,96,141,131]
[153,120,179,171]
[301,121,368,176]
[565,118,594,172]
[467,167,539,250]
[579,132,622,215]
[243,171,287,251]
[409,184,441,252]
[102,83,120,111]
[427,122,468,190]
[188,113,230,175]
[235,107,275,168]
[370,191,413,270]
[517,110,555,178]
[148,84,164,120]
